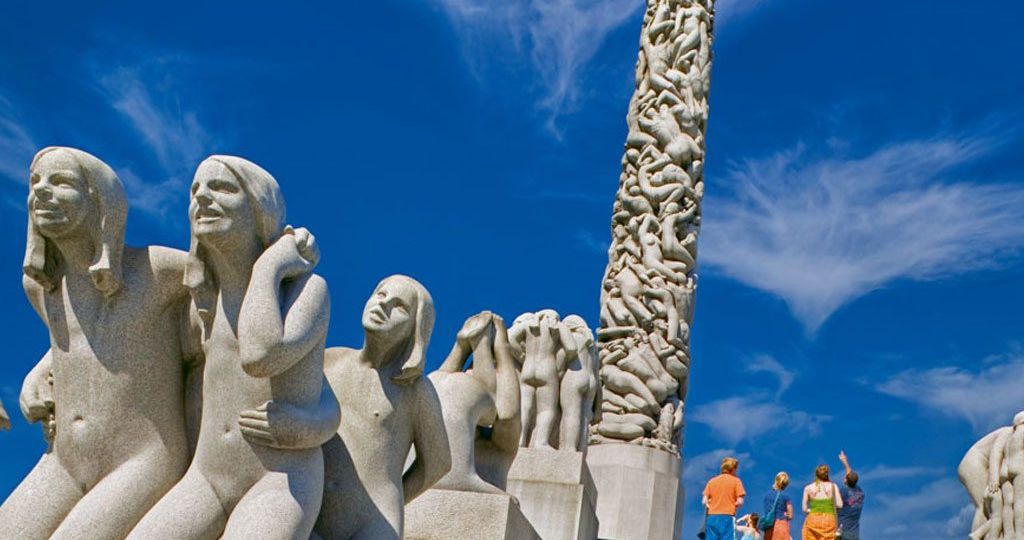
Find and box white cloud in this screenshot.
[745,354,794,397]
[432,0,642,133]
[692,353,822,445]
[861,478,971,540]
[93,60,211,217]
[0,97,37,185]
[702,136,1024,333]
[714,0,774,25]
[875,353,1024,434]
[858,464,944,483]
[690,395,829,445]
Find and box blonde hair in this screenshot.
[24,147,127,297]
[774,471,790,490]
[721,457,739,473]
[815,465,830,482]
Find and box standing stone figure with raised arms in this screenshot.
[128,156,337,540]
[0,147,194,539]
[557,315,600,452]
[315,274,451,540]
[430,311,521,494]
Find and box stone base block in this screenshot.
[586,444,682,540]
[405,489,541,540]
[506,448,599,540]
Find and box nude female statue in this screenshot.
[315,275,451,540]
[509,310,577,449]
[0,147,194,540]
[557,316,600,452]
[430,311,521,494]
[128,155,337,540]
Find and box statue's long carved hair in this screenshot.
[184,155,286,335]
[379,275,434,386]
[23,147,127,297]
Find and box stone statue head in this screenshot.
[362,275,434,386]
[1014,411,1024,428]
[536,309,560,325]
[562,315,594,347]
[185,155,286,321]
[24,147,127,297]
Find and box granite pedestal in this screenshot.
[586,444,682,540]
[506,448,599,540]
[405,489,541,540]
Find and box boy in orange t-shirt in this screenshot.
[702,457,746,540]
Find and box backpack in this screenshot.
[759,491,782,531]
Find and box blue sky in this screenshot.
[1,1,1022,538]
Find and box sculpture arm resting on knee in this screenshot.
[238,234,330,378]
[402,380,452,503]
[19,349,53,425]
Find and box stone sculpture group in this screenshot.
[0,147,601,539]
[960,411,1024,540]
[594,0,713,454]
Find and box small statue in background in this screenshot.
[510,310,577,449]
[557,315,600,453]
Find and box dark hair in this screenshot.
[845,471,859,487]
[815,465,830,482]
[749,514,760,529]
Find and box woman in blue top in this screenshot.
[763,472,794,540]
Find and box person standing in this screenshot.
[763,471,794,540]
[837,451,865,540]
[702,457,746,540]
[802,464,844,540]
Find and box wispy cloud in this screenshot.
[863,478,971,539]
[576,229,610,254]
[432,0,642,134]
[691,395,829,445]
[714,0,775,25]
[858,464,944,483]
[692,353,826,444]
[98,65,206,173]
[702,135,1024,333]
[875,352,1024,434]
[91,57,212,217]
[745,354,794,397]
[0,97,37,185]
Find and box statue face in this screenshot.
[29,150,94,239]
[362,279,416,338]
[190,161,257,246]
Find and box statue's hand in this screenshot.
[457,311,492,344]
[259,231,313,280]
[19,368,52,424]
[986,482,1001,500]
[239,401,282,448]
[289,226,320,267]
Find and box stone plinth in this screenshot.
[405,489,541,540]
[506,448,599,540]
[586,444,682,540]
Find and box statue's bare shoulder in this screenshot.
[141,245,189,285]
[324,346,360,380]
